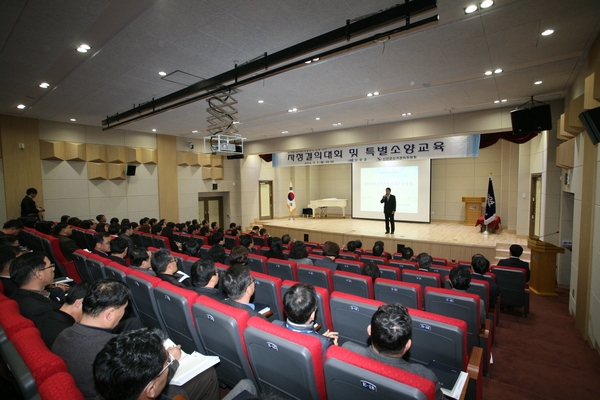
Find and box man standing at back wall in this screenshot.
[381,187,396,234]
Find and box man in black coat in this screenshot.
[381,187,396,234]
[497,244,530,282]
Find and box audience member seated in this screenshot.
[108,223,120,235]
[109,237,129,267]
[209,230,224,246]
[373,243,384,258]
[95,222,109,233]
[314,241,339,272]
[162,226,180,251]
[250,225,260,235]
[239,234,256,253]
[342,303,444,400]
[92,232,112,257]
[0,234,20,247]
[222,264,267,320]
[274,283,338,359]
[471,254,498,307]
[229,245,249,268]
[96,214,107,223]
[346,240,358,253]
[200,225,210,237]
[281,234,293,245]
[10,251,65,324]
[210,222,219,234]
[288,241,313,265]
[449,267,486,326]
[355,239,363,250]
[401,246,414,260]
[35,219,55,234]
[416,252,432,271]
[259,228,269,237]
[52,222,80,262]
[129,247,156,276]
[94,328,254,400]
[151,222,164,236]
[119,223,135,253]
[182,239,200,257]
[497,244,530,282]
[151,249,191,288]
[264,237,286,260]
[53,279,216,400]
[0,245,19,296]
[79,219,92,230]
[190,259,223,300]
[362,262,381,282]
[208,244,226,264]
[37,281,88,348]
[0,219,24,237]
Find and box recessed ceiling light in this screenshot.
[192,130,198,133]
[70,118,76,122]
[494,100,500,104]
[39,82,50,89]
[305,60,312,64]
[402,113,412,116]
[367,93,373,97]
[158,71,167,76]
[484,70,493,76]
[233,121,240,125]
[288,108,298,113]
[480,1,494,9]
[541,29,554,36]
[373,91,379,96]
[17,104,26,109]
[534,81,542,85]
[152,129,156,132]
[282,131,289,134]
[76,44,91,53]
[315,117,320,120]
[465,5,478,14]
[258,100,264,103]
[312,58,320,62]
[494,68,503,74]
[501,99,507,102]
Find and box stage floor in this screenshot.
[261,217,528,262]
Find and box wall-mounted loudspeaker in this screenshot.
[126,165,137,176]
[510,104,552,135]
[579,106,600,145]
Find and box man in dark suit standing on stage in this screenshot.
[381,187,396,234]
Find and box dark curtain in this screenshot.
[479,131,539,149]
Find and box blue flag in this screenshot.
[484,176,496,225]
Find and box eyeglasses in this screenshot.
[144,355,174,390]
[40,264,55,271]
[246,276,256,290]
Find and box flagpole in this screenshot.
[483,172,494,235]
[288,180,296,221]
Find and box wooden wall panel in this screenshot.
[0,116,43,219]
[156,134,178,222]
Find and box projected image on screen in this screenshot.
[352,159,431,223]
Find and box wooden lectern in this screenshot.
[462,197,485,226]
[527,238,565,296]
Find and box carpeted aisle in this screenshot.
[483,288,600,399]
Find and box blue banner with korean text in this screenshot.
[272,134,480,167]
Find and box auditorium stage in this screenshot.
[261,217,528,263]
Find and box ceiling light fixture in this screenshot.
[484,70,493,76]
[465,1,493,14]
[501,99,507,102]
[282,130,289,134]
[192,130,198,133]
[70,118,76,122]
[258,100,264,103]
[402,113,412,116]
[315,117,320,120]
[158,71,167,76]
[367,93,373,97]
[534,81,542,85]
[312,58,320,62]
[464,5,478,14]
[494,100,500,104]
[288,108,298,113]
[152,129,156,132]
[39,82,50,89]
[373,91,379,95]
[541,29,554,36]
[17,104,26,109]
[480,0,494,9]
[494,68,503,74]
[76,44,91,53]
[305,60,312,64]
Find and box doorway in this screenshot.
[259,181,273,220]
[198,196,224,228]
[530,174,542,238]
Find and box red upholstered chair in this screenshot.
[280,280,333,333]
[359,255,388,265]
[247,253,268,274]
[332,270,373,299]
[329,292,384,346]
[335,259,364,274]
[126,269,167,331]
[490,265,529,317]
[432,257,448,266]
[192,296,256,388]
[153,281,204,354]
[224,235,240,250]
[266,258,297,281]
[104,261,129,283]
[297,264,334,293]
[244,316,326,400]
[37,371,84,400]
[0,300,35,339]
[378,265,401,280]
[324,346,436,400]
[86,253,108,282]
[429,265,452,283]
[402,270,441,306]
[373,278,422,310]
[250,271,284,320]
[72,250,92,283]
[303,241,320,249]
[389,259,418,271]
[337,252,358,261]
[11,327,69,386]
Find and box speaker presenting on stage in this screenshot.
[381,187,396,234]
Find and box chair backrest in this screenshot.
[251,272,284,320]
[359,255,388,265]
[373,278,422,310]
[407,308,468,370]
[389,259,418,271]
[402,270,440,305]
[0,339,39,399]
[224,235,240,250]
[337,252,358,261]
[266,259,298,282]
[153,282,205,354]
[297,264,334,292]
[304,241,320,249]
[335,259,364,274]
[457,260,471,269]
[280,280,333,333]
[332,271,373,299]
[324,346,436,400]
[40,235,68,278]
[252,236,268,247]
[424,287,480,351]
[431,257,448,266]
[244,316,326,400]
[85,255,107,282]
[125,270,167,331]
[246,253,268,274]
[140,233,154,248]
[308,253,325,264]
[329,292,384,346]
[38,371,84,400]
[72,250,92,282]
[192,296,256,388]
[429,265,452,283]
[199,244,212,259]
[490,266,528,308]
[131,231,143,247]
[104,262,128,283]
[468,279,490,311]
[311,248,324,256]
